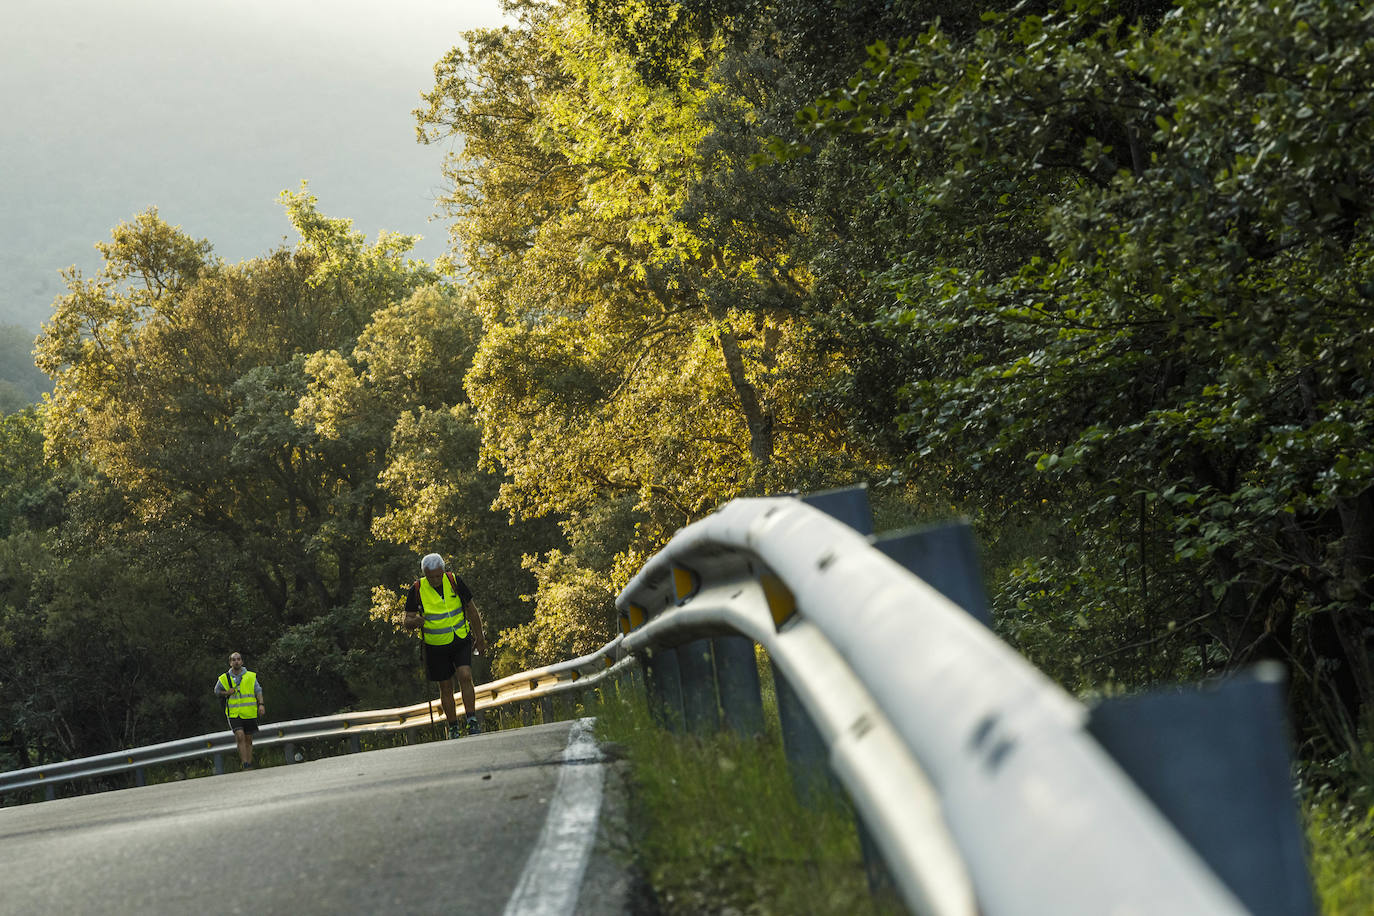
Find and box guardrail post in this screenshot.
[520,701,533,727]
[1087,662,1315,916]
[616,663,647,706]
[133,767,146,788]
[645,645,686,732]
[799,482,873,536]
[856,826,902,906]
[44,784,55,801]
[539,696,555,724]
[284,742,296,763]
[677,639,720,735]
[348,735,361,754]
[713,635,764,738]
[213,753,225,775]
[873,520,992,627]
[771,663,830,807]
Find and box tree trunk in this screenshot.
[705,300,773,468]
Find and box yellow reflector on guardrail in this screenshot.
[761,573,797,627]
[672,566,698,601]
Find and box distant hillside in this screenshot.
[0,324,50,413]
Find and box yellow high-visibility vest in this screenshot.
[219,670,259,720]
[419,574,469,645]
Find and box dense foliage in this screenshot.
[795,0,1374,762]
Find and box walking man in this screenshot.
[403,552,488,739]
[214,651,265,770]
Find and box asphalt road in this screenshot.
[0,720,638,916]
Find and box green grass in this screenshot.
[593,676,902,916]
[1307,794,1374,915]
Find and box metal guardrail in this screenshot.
[0,638,628,799]
[613,494,1253,916]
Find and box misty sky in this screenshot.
[0,0,512,330]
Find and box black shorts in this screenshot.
[423,635,473,683]
[229,718,259,735]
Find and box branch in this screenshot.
[1080,610,1216,666]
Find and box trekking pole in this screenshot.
[420,636,435,732]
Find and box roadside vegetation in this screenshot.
[1306,791,1374,915]
[594,666,902,916]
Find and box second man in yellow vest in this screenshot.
[214,651,265,770]
[403,552,488,739]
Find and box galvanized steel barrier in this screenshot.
[0,638,628,798]
[613,494,1241,915]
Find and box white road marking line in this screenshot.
[502,718,606,916]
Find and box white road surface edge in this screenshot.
[502,718,607,916]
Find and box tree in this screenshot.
[800,0,1374,751]
[413,2,899,663]
[30,196,449,725]
[297,283,565,677]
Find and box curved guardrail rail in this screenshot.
[614,495,1249,916]
[0,638,627,798]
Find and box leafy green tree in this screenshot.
[29,196,448,725]
[799,0,1374,752]
[414,3,895,664]
[296,282,564,678]
[419,1,881,581]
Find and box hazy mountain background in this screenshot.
[0,0,509,341]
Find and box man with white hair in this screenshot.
[403,552,488,738]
